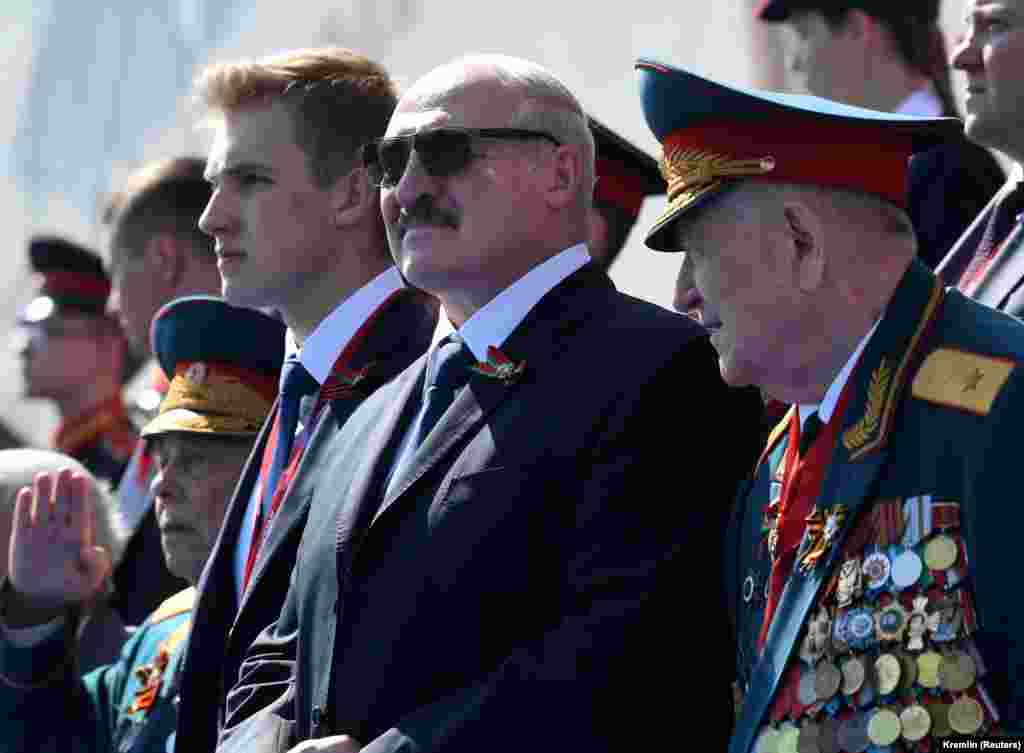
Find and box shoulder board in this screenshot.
[148,587,196,625]
[911,348,1015,415]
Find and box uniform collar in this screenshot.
[798,319,880,427]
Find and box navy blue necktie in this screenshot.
[263,355,318,510]
[409,335,474,450]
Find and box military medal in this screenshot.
[799,504,848,573]
[814,660,842,701]
[846,607,875,650]
[840,655,866,695]
[948,696,984,734]
[917,650,942,688]
[874,653,902,696]
[831,611,852,653]
[874,602,908,643]
[798,667,820,707]
[796,721,820,753]
[929,598,962,643]
[836,712,870,753]
[866,708,901,746]
[777,722,801,753]
[890,549,924,590]
[899,704,932,742]
[924,534,959,571]
[799,607,832,665]
[927,700,953,738]
[755,725,781,753]
[939,649,977,693]
[836,557,863,608]
[861,552,890,591]
[905,595,935,652]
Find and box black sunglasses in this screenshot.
[362,127,561,188]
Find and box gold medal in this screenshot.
[939,649,977,692]
[841,655,866,695]
[755,725,781,753]
[900,704,932,742]
[777,722,801,753]
[924,534,959,571]
[874,653,902,695]
[797,721,821,753]
[866,708,901,746]
[949,696,984,734]
[814,661,842,701]
[917,650,943,688]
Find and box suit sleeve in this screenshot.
[354,337,762,753]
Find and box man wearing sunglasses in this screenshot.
[172,48,439,753]
[13,236,137,489]
[217,54,763,753]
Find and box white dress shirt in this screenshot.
[233,266,406,600]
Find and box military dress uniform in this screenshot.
[0,296,284,753]
[634,61,1024,751]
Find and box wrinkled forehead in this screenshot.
[387,70,520,137]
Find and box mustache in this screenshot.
[398,196,459,233]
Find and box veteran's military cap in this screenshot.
[588,115,665,267]
[634,59,962,251]
[755,0,939,24]
[22,236,111,324]
[141,296,285,438]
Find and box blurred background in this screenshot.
[0,0,973,445]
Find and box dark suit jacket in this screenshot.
[174,289,439,753]
[726,261,1024,751]
[907,136,1004,270]
[937,177,1024,317]
[216,265,765,753]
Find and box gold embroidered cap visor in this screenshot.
[634,58,963,252]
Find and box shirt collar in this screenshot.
[798,319,880,427]
[447,244,591,362]
[285,266,405,384]
[895,85,943,118]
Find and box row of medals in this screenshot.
[754,529,991,753]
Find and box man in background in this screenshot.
[101,156,222,625]
[756,0,1004,268]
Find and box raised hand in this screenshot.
[7,468,112,619]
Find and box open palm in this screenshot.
[8,468,111,609]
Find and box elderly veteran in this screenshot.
[0,296,283,753]
[635,59,1024,750]
[0,449,130,674]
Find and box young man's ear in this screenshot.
[331,166,375,228]
[783,201,826,292]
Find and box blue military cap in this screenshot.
[141,296,285,437]
[634,59,962,251]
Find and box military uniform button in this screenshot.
[949,696,984,734]
[866,708,901,746]
[900,704,932,742]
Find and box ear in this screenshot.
[330,166,375,229]
[144,234,183,288]
[544,145,585,211]
[782,201,826,292]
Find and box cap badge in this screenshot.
[184,362,208,386]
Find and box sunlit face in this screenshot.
[379,81,558,307]
[670,191,806,388]
[108,242,164,357]
[785,10,867,104]
[16,315,111,400]
[952,0,1024,157]
[198,101,339,312]
[150,433,252,583]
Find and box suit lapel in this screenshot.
[731,262,946,753]
[972,223,1024,308]
[936,180,1010,285]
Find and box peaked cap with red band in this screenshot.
[142,295,285,438]
[22,236,111,323]
[634,58,961,252]
[590,115,664,217]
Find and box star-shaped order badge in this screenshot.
[469,346,526,385]
[799,503,848,573]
